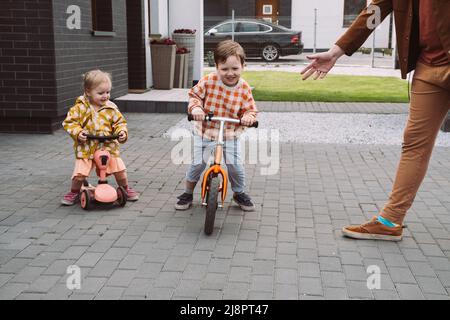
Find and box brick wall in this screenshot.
[0,0,57,133]
[0,0,129,133]
[204,0,228,28]
[52,0,128,125]
[228,0,256,17]
[204,0,256,28]
[279,0,292,28]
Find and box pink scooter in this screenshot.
[79,134,127,210]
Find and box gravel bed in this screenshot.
[164,112,450,146]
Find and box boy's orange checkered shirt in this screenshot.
[188,72,258,140]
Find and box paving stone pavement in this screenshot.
[1,109,450,300]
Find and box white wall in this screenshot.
[144,0,153,87]
[168,0,204,81]
[291,0,391,51]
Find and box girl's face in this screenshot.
[216,55,243,87]
[86,81,111,107]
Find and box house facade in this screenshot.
[204,0,392,51]
[0,0,203,133]
[291,0,393,51]
[204,0,292,29]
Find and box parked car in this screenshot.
[204,19,304,62]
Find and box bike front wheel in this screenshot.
[204,176,220,235]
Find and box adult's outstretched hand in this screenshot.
[300,45,345,80]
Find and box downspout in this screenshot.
[167,0,170,36]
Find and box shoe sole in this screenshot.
[175,202,192,210]
[342,228,402,241]
[127,196,139,201]
[61,200,76,206]
[233,198,255,212]
[238,205,255,212]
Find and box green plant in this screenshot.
[206,51,215,67]
[150,38,176,45]
[173,29,196,34]
[359,47,372,54]
[382,48,393,56]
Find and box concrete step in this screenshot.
[114,89,189,113]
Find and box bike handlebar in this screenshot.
[187,114,258,128]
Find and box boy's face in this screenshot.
[216,55,243,87]
[86,81,111,107]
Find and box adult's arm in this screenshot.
[336,0,393,56]
[302,0,393,80]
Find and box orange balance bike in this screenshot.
[188,113,258,235]
[79,134,127,210]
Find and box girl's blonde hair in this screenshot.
[82,69,112,92]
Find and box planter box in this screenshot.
[151,44,176,89]
[173,53,188,88]
[182,53,189,88]
[172,33,196,87]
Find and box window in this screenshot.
[92,0,113,32]
[215,23,234,33]
[259,24,271,32]
[239,23,260,33]
[343,0,367,27]
[263,5,273,15]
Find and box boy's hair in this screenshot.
[82,69,112,92]
[214,40,245,66]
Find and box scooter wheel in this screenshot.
[80,190,91,210]
[117,186,127,207]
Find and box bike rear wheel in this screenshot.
[204,176,220,235]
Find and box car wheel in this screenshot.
[261,44,279,62]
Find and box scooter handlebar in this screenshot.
[85,134,120,141]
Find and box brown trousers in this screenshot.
[381,62,450,225]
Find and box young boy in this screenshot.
[175,40,258,211]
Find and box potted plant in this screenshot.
[150,38,177,89]
[206,51,215,67]
[172,29,196,87]
[174,47,189,88]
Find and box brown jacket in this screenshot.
[336,0,450,79]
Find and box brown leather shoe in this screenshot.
[342,216,403,241]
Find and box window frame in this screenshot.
[209,22,235,34]
[342,0,367,28]
[91,0,115,36]
[236,22,273,34]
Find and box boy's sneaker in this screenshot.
[61,191,79,206]
[342,216,403,241]
[175,192,193,210]
[233,192,255,211]
[125,186,139,201]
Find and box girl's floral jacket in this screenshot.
[62,96,128,159]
